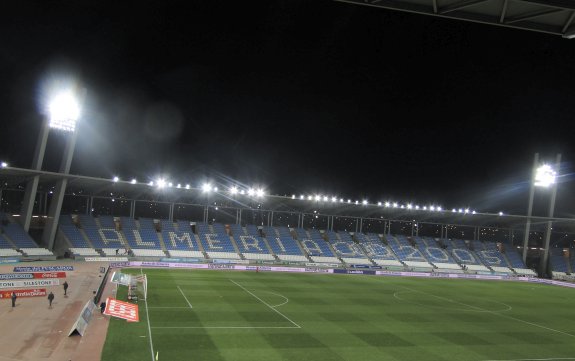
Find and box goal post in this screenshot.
[133,273,148,301]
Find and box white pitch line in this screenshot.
[141,268,155,361]
[229,279,301,328]
[482,357,575,361]
[151,326,300,329]
[148,306,191,309]
[177,286,193,309]
[402,286,575,339]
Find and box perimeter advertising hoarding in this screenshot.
[84,257,129,262]
[0,272,66,280]
[0,258,20,264]
[0,288,47,298]
[68,300,96,337]
[0,279,60,289]
[14,266,74,272]
[103,297,139,322]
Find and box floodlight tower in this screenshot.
[521,153,561,273]
[20,88,83,249]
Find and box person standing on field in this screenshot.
[11,292,16,307]
[48,292,54,308]
[63,281,69,296]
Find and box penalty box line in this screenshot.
[230,279,301,329]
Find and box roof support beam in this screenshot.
[517,0,575,11]
[439,0,488,14]
[432,0,438,14]
[500,0,509,23]
[562,11,575,32]
[505,8,564,24]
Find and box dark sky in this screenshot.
[0,0,574,216]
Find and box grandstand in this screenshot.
[0,165,573,279]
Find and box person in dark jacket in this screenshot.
[11,292,16,307]
[48,292,54,308]
[63,281,69,296]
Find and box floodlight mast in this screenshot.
[20,86,84,250]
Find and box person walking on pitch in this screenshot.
[63,281,69,296]
[48,292,54,308]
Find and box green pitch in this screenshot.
[101,269,575,361]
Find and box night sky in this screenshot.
[1,0,574,217]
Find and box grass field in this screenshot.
[101,269,575,361]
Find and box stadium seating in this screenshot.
[197,222,240,259]
[69,248,100,256]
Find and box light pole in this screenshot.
[20,86,83,249]
[521,153,561,273]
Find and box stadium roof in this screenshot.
[335,0,575,38]
[2,166,575,231]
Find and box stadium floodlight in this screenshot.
[499,211,504,216]
[377,202,382,206]
[168,182,173,187]
[400,205,405,209]
[48,91,81,132]
[332,197,337,202]
[384,201,390,207]
[112,176,119,182]
[230,186,238,194]
[452,208,456,212]
[347,199,351,203]
[148,181,154,186]
[340,198,344,203]
[430,206,435,211]
[315,195,321,201]
[157,179,166,189]
[248,188,255,196]
[202,183,212,193]
[392,202,398,208]
[308,195,313,200]
[458,208,463,213]
[472,210,476,215]
[240,189,245,195]
[177,183,181,188]
[214,187,218,192]
[534,164,557,187]
[185,184,190,189]
[362,200,368,205]
[130,178,137,184]
[464,208,469,214]
[407,204,413,209]
[355,200,359,205]
[323,196,328,202]
[437,206,442,211]
[423,206,427,210]
[1,161,8,168]
[300,195,305,200]
[256,188,264,197]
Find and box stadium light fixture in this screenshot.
[1,161,7,168]
[347,199,351,203]
[315,195,321,201]
[48,90,81,132]
[300,195,304,200]
[240,190,245,195]
[177,183,181,188]
[464,208,469,214]
[332,197,337,202]
[113,176,119,182]
[256,188,264,197]
[230,186,238,195]
[472,210,476,215]
[407,204,413,209]
[377,201,382,206]
[185,184,190,189]
[157,179,166,189]
[458,208,463,213]
[148,181,154,186]
[423,206,427,210]
[534,164,556,187]
[323,196,328,202]
[340,198,344,203]
[168,182,173,187]
[430,206,435,211]
[384,202,390,207]
[499,211,504,216]
[355,200,359,205]
[400,205,405,209]
[392,202,398,208]
[131,178,137,184]
[437,206,442,211]
[452,208,456,213]
[308,195,313,200]
[362,200,368,205]
[248,188,255,196]
[202,183,212,193]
